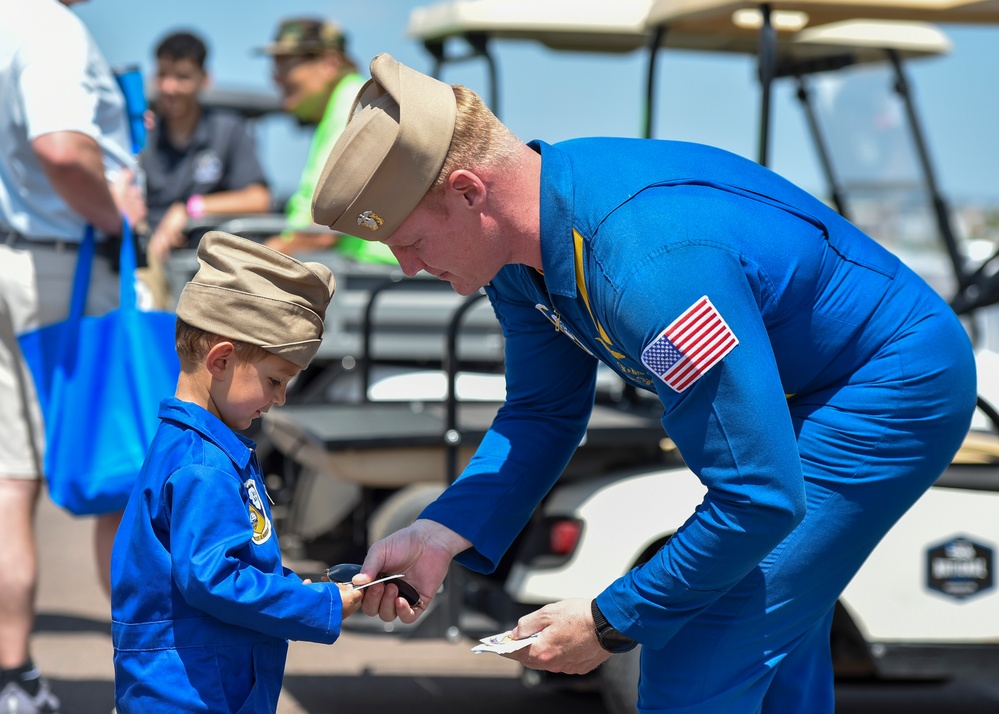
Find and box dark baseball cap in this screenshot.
[257,18,346,56]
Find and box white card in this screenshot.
[471,630,540,655]
[351,573,406,590]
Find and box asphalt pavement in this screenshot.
[30,490,607,714]
[29,489,999,714]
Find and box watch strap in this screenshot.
[591,598,638,653]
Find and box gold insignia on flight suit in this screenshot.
[535,304,595,356]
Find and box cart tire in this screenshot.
[598,645,641,714]
[368,483,446,544]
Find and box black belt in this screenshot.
[2,233,115,259]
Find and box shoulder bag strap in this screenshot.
[116,220,137,312]
[68,226,96,324]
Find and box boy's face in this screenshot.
[213,352,301,431]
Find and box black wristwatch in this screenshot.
[591,599,638,653]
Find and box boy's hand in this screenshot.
[337,582,363,617]
[304,576,363,617]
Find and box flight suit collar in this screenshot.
[531,140,577,300]
[158,397,255,470]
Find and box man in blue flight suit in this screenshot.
[310,54,976,713]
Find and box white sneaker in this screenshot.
[0,678,60,713]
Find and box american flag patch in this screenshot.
[640,296,738,393]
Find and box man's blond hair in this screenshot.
[428,85,520,197]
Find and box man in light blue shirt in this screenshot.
[0,1,145,710]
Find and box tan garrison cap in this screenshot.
[175,232,336,369]
[311,53,456,239]
[257,18,346,56]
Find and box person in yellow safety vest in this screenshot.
[258,17,396,264]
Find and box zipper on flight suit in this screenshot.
[251,449,275,505]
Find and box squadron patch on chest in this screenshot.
[641,296,738,393]
[244,478,273,545]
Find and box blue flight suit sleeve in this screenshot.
[419,284,599,572]
[166,464,343,644]
[594,217,808,648]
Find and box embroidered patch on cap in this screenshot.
[640,296,738,393]
[357,210,384,230]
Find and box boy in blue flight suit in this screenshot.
[309,55,977,713]
[111,231,360,713]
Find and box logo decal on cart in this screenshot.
[926,536,993,600]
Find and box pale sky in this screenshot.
[74,0,997,206]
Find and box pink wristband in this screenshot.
[186,194,206,219]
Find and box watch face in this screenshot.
[599,629,638,653]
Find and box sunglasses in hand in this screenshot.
[323,563,421,607]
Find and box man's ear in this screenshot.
[205,342,235,380]
[447,170,486,210]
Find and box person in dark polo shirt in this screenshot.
[142,31,271,265]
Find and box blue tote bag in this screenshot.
[17,226,180,515]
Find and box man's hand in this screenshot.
[109,167,146,230]
[147,202,189,262]
[357,519,470,624]
[504,598,611,675]
[264,230,336,256]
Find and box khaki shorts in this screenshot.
[0,243,118,479]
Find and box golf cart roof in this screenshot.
[647,0,999,36]
[407,0,952,60]
[407,0,653,53]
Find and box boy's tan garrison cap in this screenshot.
[311,53,456,239]
[175,231,336,369]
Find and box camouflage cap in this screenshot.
[257,18,346,56]
[175,232,336,369]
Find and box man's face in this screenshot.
[271,52,339,123]
[383,200,506,297]
[154,56,207,121]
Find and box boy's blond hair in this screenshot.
[175,318,273,374]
